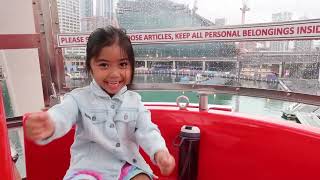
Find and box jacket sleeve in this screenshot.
[134,97,168,164]
[37,93,79,145]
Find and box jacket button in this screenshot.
[92,116,96,121]
[111,105,115,109]
[116,143,120,147]
[109,124,115,128]
[124,114,128,120]
[132,158,137,163]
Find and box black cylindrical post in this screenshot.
[178,125,200,180]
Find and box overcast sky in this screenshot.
[173,0,320,25]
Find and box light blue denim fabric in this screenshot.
[37,80,167,180]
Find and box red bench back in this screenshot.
[24,107,320,180]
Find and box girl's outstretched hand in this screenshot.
[25,112,55,141]
[155,149,175,176]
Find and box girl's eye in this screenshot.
[98,63,108,68]
[120,62,129,69]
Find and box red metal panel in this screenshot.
[23,105,320,180]
[0,87,14,180]
[0,34,40,49]
[150,108,320,180]
[23,116,74,180]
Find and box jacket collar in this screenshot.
[90,80,127,101]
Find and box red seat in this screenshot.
[23,126,75,180]
[22,111,178,180]
[24,107,320,180]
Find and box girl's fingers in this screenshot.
[159,153,175,175]
[160,152,172,166]
[27,129,43,140]
[31,127,46,136]
[33,132,48,141]
[25,112,54,141]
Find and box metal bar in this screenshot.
[198,92,209,111]
[33,0,51,107]
[6,116,23,129]
[0,34,40,49]
[38,0,65,97]
[32,0,66,107]
[129,83,320,106]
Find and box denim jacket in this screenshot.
[39,81,167,179]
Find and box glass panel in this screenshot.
[58,0,320,95]
[54,0,320,125]
[8,127,26,178]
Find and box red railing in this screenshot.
[0,87,14,180]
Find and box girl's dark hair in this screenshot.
[86,26,135,83]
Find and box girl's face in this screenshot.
[90,43,132,95]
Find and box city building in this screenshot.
[80,0,93,18]
[57,0,82,55]
[96,0,114,20]
[242,42,257,52]
[314,41,320,51]
[66,0,236,71]
[294,16,313,51]
[272,12,292,22]
[80,0,116,32]
[80,16,110,32]
[270,12,292,51]
[115,0,234,70]
[215,18,226,26]
[295,40,313,51]
[116,0,213,30]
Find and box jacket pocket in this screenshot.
[83,109,108,124]
[114,111,137,138]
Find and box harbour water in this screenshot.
[134,74,289,120]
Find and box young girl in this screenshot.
[25,26,175,180]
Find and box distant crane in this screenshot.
[240,0,250,24]
[238,0,250,48]
[236,0,250,98]
[191,0,198,26]
[192,0,198,14]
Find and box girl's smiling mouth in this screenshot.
[104,81,123,92]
